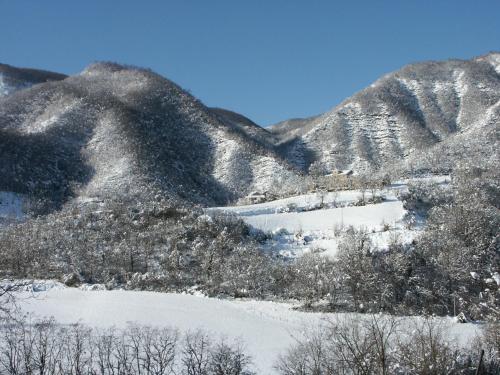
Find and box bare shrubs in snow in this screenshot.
[288,254,339,308]
[473,322,500,375]
[394,318,460,374]
[207,340,254,375]
[0,280,32,320]
[182,330,213,375]
[336,228,374,310]
[0,200,276,298]
[0,319,254,375]
[275,325,333,375]
[276,315,399,375]
[276,315,500,375]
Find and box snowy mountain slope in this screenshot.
[271,52,500,173]
[270,115,320,141]
[210,107,277,146]
[0,62,301,208]
[0,63,66,97]
[1,53,497,212]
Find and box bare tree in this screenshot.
[275,325,333,375]
[208,339,254,375]
[276,314,399,375]
[0,280,31,321]
[181,330,212,375]
[395,317,458,375]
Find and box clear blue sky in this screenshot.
[1,1,499,126]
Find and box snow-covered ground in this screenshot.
[15,285,480,375]
[214,190,378,217]
[0,191,25,222]
[5,175,473,374]
[209,177,450,257]
[242,199,404,233]
[211,189,403,257]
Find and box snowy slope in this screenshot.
[0,62,301,207]
[271,52,500,173]
[211,183,418,257]
[0,64,66,97]
[16,287,481,375]
[213,176,452,257]
[243,200,403,233]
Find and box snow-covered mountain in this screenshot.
[1,53,498,212]
[0,62,301,209]
[271,52,500,173]
[0,63,66,96]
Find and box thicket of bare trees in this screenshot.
[285,163,499,320]
[0,200,279,298]
[0,319,254,375]
[276,315,500,375]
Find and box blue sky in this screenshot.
[1,1,499,125]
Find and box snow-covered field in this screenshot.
[209,177,451,257]
[209,181,437,257]
[242,199,404,233]
[15,285,479,375]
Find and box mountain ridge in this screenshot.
[0,53,498,213]
[0,62,303,211]
[0,63,67,96]
[271,52,499,173]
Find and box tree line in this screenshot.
[0,162,498,320]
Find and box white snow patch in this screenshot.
[213,137,241,182]
[22,99,83,134]
[453,70,468,128]
[492,272,500,286]
[242,199,404,233]
[0,74,10,96]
